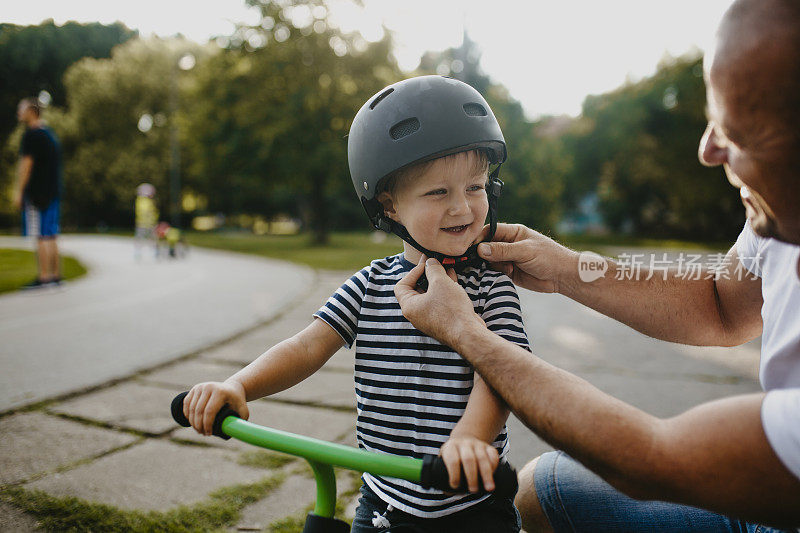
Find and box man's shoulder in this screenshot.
[22,126,58,145]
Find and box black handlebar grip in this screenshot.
[170,391,241,440]
[419,455,518,498]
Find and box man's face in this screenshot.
[699,45,799,244]
[380,151,490,257]
[16,102,30,123]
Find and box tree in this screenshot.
[0,20,136,142]
[185,0,401,243]
[574,55,743,239]
[0,21,136,225]
[49,37,206,227]
[417,34,568,232]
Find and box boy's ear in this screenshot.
[377,191,400,222]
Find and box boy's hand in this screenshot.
[183,380,249,436]
[440,435,500,493]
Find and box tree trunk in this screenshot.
[309,173,328,245]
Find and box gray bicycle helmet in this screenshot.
[348,75,506,269]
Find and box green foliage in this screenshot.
[0,20,136,141]
[0,11,747,243]
[0,21,136,224]
[417,36,567,233]
[185,0,402,243]
[52,38,210,227]
[0,248,87,293]
[565,55,744,240]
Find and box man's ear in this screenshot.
[377,191,401,222]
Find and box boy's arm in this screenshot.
[185,318,345,435]
[441,374,510,492]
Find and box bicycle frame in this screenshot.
[221,416,423,518]
[170,392,517,532]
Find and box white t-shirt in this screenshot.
[735,221,800,480]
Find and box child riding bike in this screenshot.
[182,76,531,532]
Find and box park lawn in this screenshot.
[0,249,87,294]
[184,230,728,272]
[185,231,405,271]
[560,233,730,252]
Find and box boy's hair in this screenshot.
[379,149,489,196]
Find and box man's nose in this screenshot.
[698,123,727,167]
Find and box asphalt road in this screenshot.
[0,235,313,412]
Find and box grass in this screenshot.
[184,229,729,272]
[0,473,284,532]
[185,231,404,271]
[559,233,730,253]
[0,248,87,294]
[237,450,296,470]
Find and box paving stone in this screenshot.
[343,491,361,522]
[25,439,267,512]
[0,501,40,532]
[49,382,184,435]
[172,400,356,449]
[270,369,356,409]
[229,470,317,532]
[0,411,137,485]
[141,360,242,390]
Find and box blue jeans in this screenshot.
[350,483,521,533]
[534,451,796,533]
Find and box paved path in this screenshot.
[0,240,763,532]
[0,235,313,411]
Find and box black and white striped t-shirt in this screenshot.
[314,253,530,518]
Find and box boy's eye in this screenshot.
[425,188,447,196]
[467,184,485,192]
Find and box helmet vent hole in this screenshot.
[369,88,394,110]
[389,118,420,140]
[463,103,487,117]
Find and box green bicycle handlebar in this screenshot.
[170,391,518,520]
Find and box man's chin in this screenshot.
[747,213,800,245]
[749,215,778,238]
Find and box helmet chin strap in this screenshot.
[377,166,503,273]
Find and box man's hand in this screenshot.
[477,223,577,293]
[440,435,500,493]
[394,257,485,347]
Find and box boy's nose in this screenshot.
[447,194,470,215]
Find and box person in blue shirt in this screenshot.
[14,97,63,289]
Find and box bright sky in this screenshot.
[4,0,732,118]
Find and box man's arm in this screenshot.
[395,259,800,525]
[14,155,33,209]
[458,328,800,524]
[477,224,763,347]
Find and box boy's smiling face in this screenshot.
[378,151,489,259]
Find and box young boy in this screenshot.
[183,76,530,532]
[134,183,158,260]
